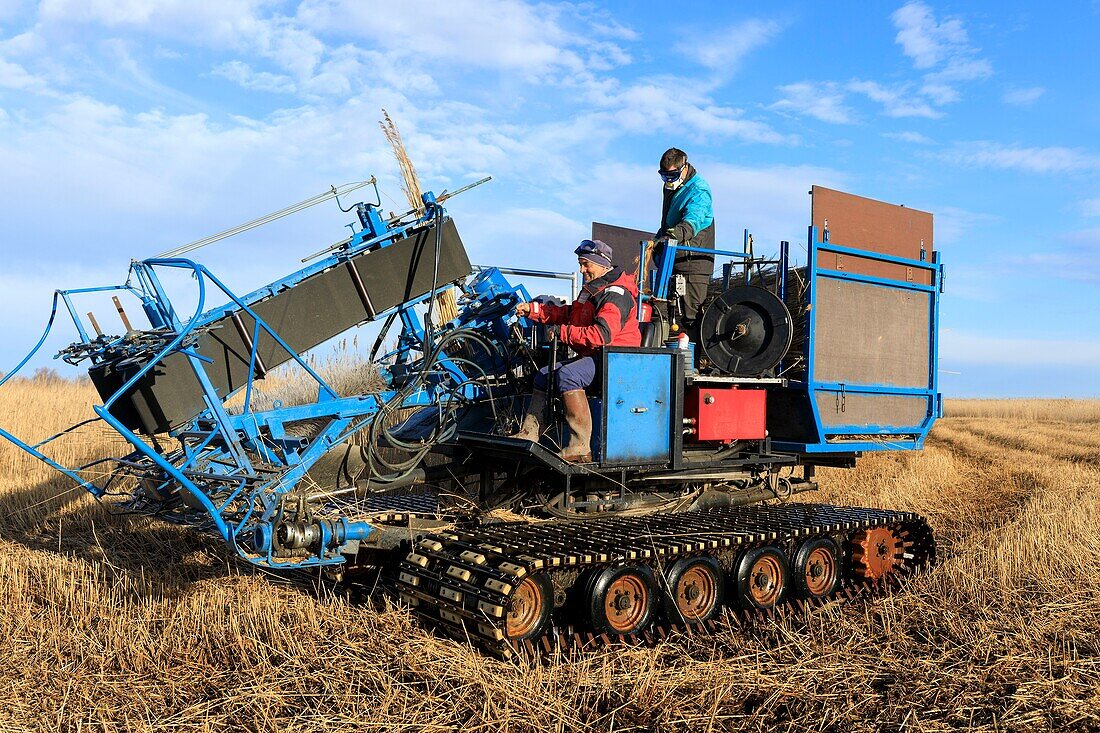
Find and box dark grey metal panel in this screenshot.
[814,392,930,428]
[94,217,472,434]
[813,278,930,388]
[766,389,820,444]
[591,222,654,275]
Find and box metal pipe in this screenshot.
[229,312,268,378]
[473,266,577,302]
[546,333,558,426]
[344,260,377,319]
[112,296,134,332]
[87,312,103,337]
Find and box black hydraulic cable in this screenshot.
[369,311,399,362]
[422,208,445,352]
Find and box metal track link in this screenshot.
[394,502,936,659]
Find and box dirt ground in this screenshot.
[0,385,1097,732]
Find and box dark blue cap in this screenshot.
[574,239,613,268]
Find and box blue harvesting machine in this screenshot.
[1,177,944,656]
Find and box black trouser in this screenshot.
[664,271,711,344]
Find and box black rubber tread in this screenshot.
[393,502,936,658]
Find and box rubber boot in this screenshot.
[512,389,546,442]
[559,389,593,463]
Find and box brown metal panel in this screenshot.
[591,222,655,275]
[815,250,933,286]
[811,186,932,260]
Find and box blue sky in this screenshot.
[1,1,1098,397]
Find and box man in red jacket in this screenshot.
[513,239,641,462]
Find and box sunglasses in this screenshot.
[576,240,602,254]
[658,165,684,183]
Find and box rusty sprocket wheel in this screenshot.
[850,526,904,581]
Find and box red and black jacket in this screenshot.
[527,267,642,356]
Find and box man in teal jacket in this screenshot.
[654,147,715,344]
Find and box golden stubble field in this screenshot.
[0,379,1097,733]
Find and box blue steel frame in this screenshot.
[0,190,532,570]
[771,226,945,454]
[635,236,752,325]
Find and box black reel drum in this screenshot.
[698,286,793,376]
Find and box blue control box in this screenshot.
[599,348,680,466]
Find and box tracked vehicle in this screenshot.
[1,177,943,656]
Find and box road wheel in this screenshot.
[663,556,724,623]
[794,538,840,599]
[735,546,789,610]
[587,565,657,635]
[505,573,553,641]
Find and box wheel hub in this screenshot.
[602,573,650,633]
[612,590,635,613]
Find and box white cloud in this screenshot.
[0,55,47,91]
[97,39,207,109]
[1082,197,1100,217]
[772,82,854,124]
[595,76,793,146]
[1003,86,1045,106]
[918,82,958,106]
[892,1,969,69]
[926,56,992,83]
[36,0,329,84]
[152,45,182,60]
[847,80,940,119]
[0,0,31,22]
[213,60,295,93]
[1063,227,1100,255]
[677,18,784,74]
[776,5,988,125]
[890,2,990,112]
[937,264,1000,302]
[940,142,1100,174]
[456,205,589,282]
[1001,228,1100,284]
[297,0,597,76]
[37,0,267,41]
[884,131,934,144]
[933,205,998,246]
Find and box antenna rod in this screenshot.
[155,179,375,259]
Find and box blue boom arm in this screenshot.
[0,187,531,569]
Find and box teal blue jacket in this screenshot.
[658,166,715,274]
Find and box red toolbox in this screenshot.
[684,386,766,441]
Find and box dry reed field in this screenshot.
[1,382,1098,732]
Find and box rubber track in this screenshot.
[394,502,936,659]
